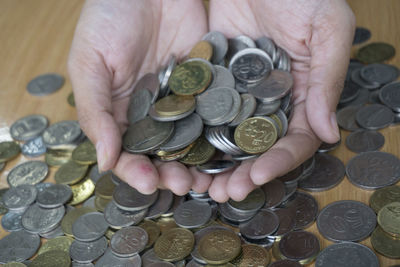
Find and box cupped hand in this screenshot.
[68,0,212,195]
[207,0,355,202]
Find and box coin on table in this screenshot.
[36,183,72,208]
[168,61,212,96]
[22,203,65,234]
[42,120,82,149]
[277,165,304,185]
[145,189,173,219]
[336,106,361,131]
[279,230,320,265]
[346,151,400,189]
[360,63,399,86]
[21,136,47,157]
[94,172,116,200]
[345,130,384,153]
[45,148,72,166]
[369,185,400,213]
[61,206,97,237]
[174,200,212,229]
[356,42,396,64]
[228,187,265,214]
[0,188,9,215]
[371,226,400,259]
[26,73,65,96]
[239,209,279,240]
[104,200,147,229]
[110,226,148,257]
[234,116,278,154]
[37,236,74,255]
[351,68,380,90]
[353,27,371,45]
[2,184,37,213]
[262,179,286,209]
[54,160,88,185]
[94,196,111,212]
[10,114,49,141]
[377,202,400,238]
[71,140,97,165]
[0,230,41,264]
[1,212,23,232]
[284,191,319,230]
[69,177,95,205]
[356,103,394,130]
[180,135,215,165]
[70,236,108,263]
[317,200,376,242]
[2,262,27,267]
[339,80,360,104]
[0,141,20,163]
[379,81,400,112]
[231,244,270,267]
[113,183,159,211]
[338,87,370,109]
[154,228,194,262]
[189,40,213,61]
[7,160,48,187]
[29,250,71,267]
[72,211,108,241]
[202,31,228,64]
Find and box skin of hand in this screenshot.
[207,0,356,202]
[68,0,213,196]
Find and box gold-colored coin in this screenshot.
[157,143,193,162]
[377,202,400,237]
[156,217,179,234]
[95,172,116,199]
[370,185,400,213]
[72,140,97,165]
[37,236,74,255]
[180,136,215,165]
[105,228,117,240]
[168,61,212,96]
[154,95,196,116]
[198,229,242,265]
[54,160,88,185]
[371,226,400,259]
[188,40,213,61]
[67,92,75,107]
[3,263,27,267]
[61,206,97,237]
[139,219,161,248]
[29,250,71,267]
[94,196,111,212]
[272,241,284,261]
[0,141,20,163]
[270,113,283,137]
[45,148,72,166]
[154,228,195,262]
[234,117,278,154]
[230,244,271,267]
[68,177,95,205]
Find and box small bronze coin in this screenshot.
[371,226,400,259]
[369,185,400,213]
[180,135,215,165]
[45,148,72,166]
[69,177,95,205]
[29,250,71,267]
[54,160,88,185]
[377,202,400,238]
[230,244,270,267]
[154,95,196,116]
[72,140,97,165]
[95,173,116,200]
[139,219,161,248]
[356,42,396,64]
[0,141,20,163]
[188,40,213,61]
[154,228,194,262]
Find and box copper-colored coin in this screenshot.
[68,177,95,205]
[231,244,270,267]
[156,217,179,234]
[139,219,161,248]
[45,148,72,166]
[371,226,400,259]
[54,160,88,185]
[154,95,196,116]
[188,40,213,61]
[154,228,194,262]
[95,173,116,200]
[234,117,278,154]
[198,229,241,265]
[168,61,212,96]
[94,196,111,212]
[37,236,74,255]
[72,140,97,165]
[377,202,400,238]
[180,136,216,165]
[0,141,20,163]
[29,250,71,267]
[370,185,400,213]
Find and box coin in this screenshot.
[202,31,228,64]
[145,189,173,219]
[196,87,234,125]
[196,159,237,174]
[189,40,213,61]
[249,70,293,102]
[231,244,270,267]
[1,212,23,232]
[261,179,286,209]
[54,160,88,185]
[67,92,75,106]
[21,136,47,157]
[180,135,215,165]
[72,211,108,241]
[138,219,161,249]
[22,203,65,234]
[0,230,41,264]
[360,63,399,86]
[61,206,97,237]
[113,183,159,211]
[7,160,48,187]
[135,73,161,104]
[338,87,370,109]
[336,106,361,131]
[26,73,65,96]
[42,120,81,149]
[154,94,196,117]
[239,209,279,240]
[154,228,194,262]
[353,27,371,45]
[127,88,153,125]
[10,114,49,141]
[45,148,72,166]
[269,260,302,267]
[2,184,37,212]
[174,200,212,229]
[279,230,320,264]
[371,226,400,259]
[104,200,147,229]
[377,202,400,237]
[351,68,380,90]
[379,81,400,112]
[369,185,400,213]
[29,250,71,267]
[70,236,108,263]
[94,173,116,200]
[69,178,95,205]
[208,65,235,90]
[0,141,20,163]
[110,226,148,257]
[356,42,396,64]
[284,191,319,230]
[72,140,97,165]
[345,130,385,153]
[96,248,142,267]
[356,103,394,130]
[36,183,72,208]
[37,236,74,255]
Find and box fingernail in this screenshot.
[96,142,108,172]
[330,112,340,141]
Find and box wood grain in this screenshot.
[0,0,399,265]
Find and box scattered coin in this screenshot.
[110,226,148,257]
[36,183,72,208]
[356,42,396,64]
[371,226,400,259]
[22,203,65,234]
[278,230,320,264]
[67,92,75,107]
[54,160,88,185]
[379,81,400,112]
[26,73,65,96]
[7,160,48,187]
[360,63,399,86]
[0,230,40,264]
[174,200,212,229]
[369,185,400,213]
[29,250,71,267]
[113,183,158,212]
[356,104,394,130]
[10,114,49,141]
[345,130,385,153]
[0,141,20,163]
[72,140,97,165]
[2,184,37,212]
[37,236,74,255]
[42,120,82,149]
[1,212,23,232]
[336,106,361,131]
[353,27,372,45]
[377,202,400,238]
[72,211,108,241]
[21,136,47,157]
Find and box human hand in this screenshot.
[207,0,355,202]
[68,0,212,195]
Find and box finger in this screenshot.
[189,167,213,193]
[226,160,257,201]
[250,102,320,185]
[306,1,355,143]
[153,160,193,196]
[113,152,159,194]
[209,172,231,203]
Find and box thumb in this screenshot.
[68,49,121,172]
[306,2,355,143]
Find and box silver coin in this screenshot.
[208,65,235,90]
[162,195,185,217]
[0,230,40,264]
[113,183,159,211]
[36,183,72,208]
[127,88,153,125]
[88,164,112,184]
[234,78,252,93]
[301,155,316,180]
[346,151,400,189]
[22,203,65,234]
[72,212,108,242]
[346,61,364,81]
[82,196,96,209]
[218,202,256,225]
[205,126,242,156]
[1,212,23,232]
[356,103,394,130]
[351,68,380,90]
[95,248,142,267]
[336,106,361,131]
[299,153,345,192]
[10,114,49,141]
[148,103,196,122]
[146,189,173,219]
[110,226,148,257]
[104,200,147,229]
[26,73,64,96]
[379,81,400,112]
[315,242,379,267]
[228,94,256,127]
[234,35,256,48]
[134,73,160,104]
[239,209,279,240]
[262,179,286,209]
[202,31,228,64]
[249,70,293,102]
[228,188,266,215]
[256,36,277,61]
[196,87,233,125]
[39,224,64,239]
[141,248,163,266]
[186,259,205,267]
[368,89,381,104]
[70,236,108,263]
[158,113,203,152]
[35,182,52,193]
[254,99,281,116]
[345,130,384,153]
[21,136,47,157]
[360,63,399,86]
[338,87,370,109]
[122,116,174,153]
[318,139,341,153]
[148,263,176,267]
[214,87,242,125]
[277,47,291,72]
[227,38,252,61]
[284,191,318,230]
[42,120,82,148]
[317,200,376,242]
[196,159,237,174]
[174,200,212,229]
[159,55,176,95]
[7,160,48,187]
[2,184,37,212]
[231,154,258,161]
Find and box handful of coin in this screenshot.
[122,32,294,173]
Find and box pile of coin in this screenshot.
[122,31,294,173]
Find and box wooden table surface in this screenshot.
[0,0,400,266]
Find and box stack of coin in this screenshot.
[123,31,295,174]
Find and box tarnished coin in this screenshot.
[270,208,296,240]
[360,63,399,86]
[228,94,256,126]
[202,31,228,64]
[127,88,153,125]
[72,212,108,241]
[95,248,142,267]
[338,87,370,108]
[45,148,72,166]
[104,200,147,229]
[146,189,173,219]
[21,136,47,157]
[196,159,237,174]
[10,114,49,141]
[61,206,97,237]
[39,224,64,239]
[180,136,216,165]
[254,99,281,116]
[29,250,71,267]
[231,244,270,267]
[3,262,28,267]
[356,42,396,64]
[369,185,400,213]
[356,104,394,130]
[315,242,379,267]
[371,226,400,259]
[69,178,95,205]
[346,151,400,189]
[239,209,279,240]
[2,184,37,212]
[336,106,361,131]
[277,165,304,185]
[377,202,400,237]
[262,179,286,209]
[249,70,293,102]
[110,226,148,257]
[123,117,174,153]
[72,140,97,165]
[351,68,380,90]
[54,160,88,185]
[228,187,265,214]
[70,237,108,263]
[36,183,72,208]
[174,200,212,229]
[0,230,40,264]
[279,231,320,264]
[37,236,73,255]
[379,81,400,112]
[42,120,81,148]
[113,183,159,211]
[26,73,64,96]
[1,212,23,232]
[345,130,384,153]
[154,228,194,262]
[7,160,48,187]
[189,40,213,61]
[22,203,65,234]
[0,141,20,163]
[88,164,111,184]
[284,191,319,230]
[339,80,360,104]
[317,200,376,242]
[353,27,371,45]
